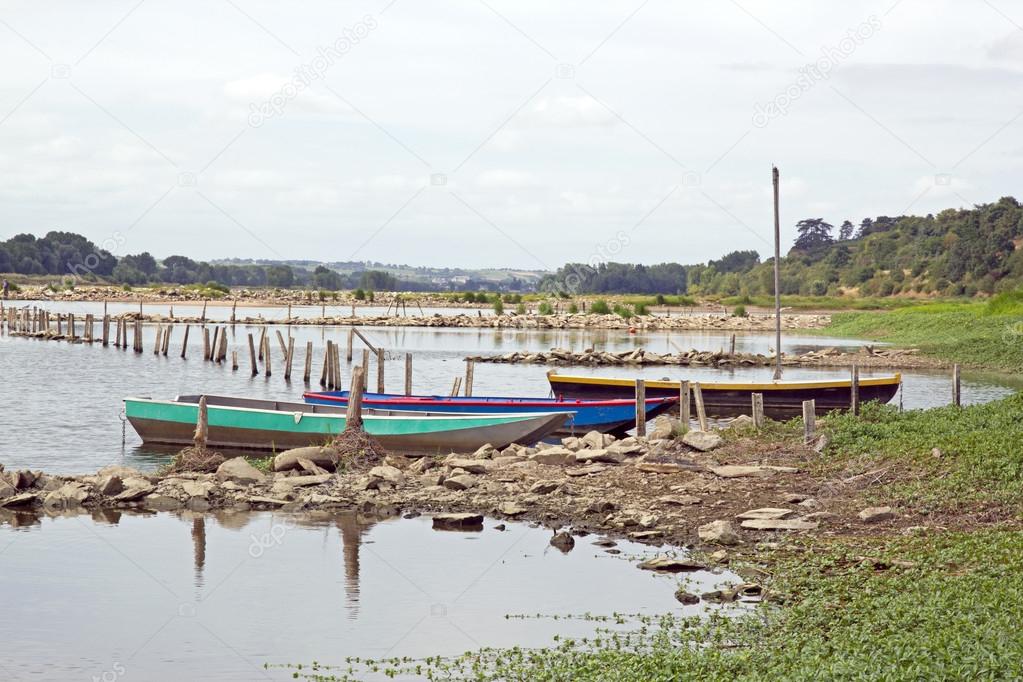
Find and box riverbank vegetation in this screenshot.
[822,292,1023,372]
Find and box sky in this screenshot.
[0,0,1021,269]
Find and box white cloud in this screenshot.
[520,95,617,128]
[475,169,539,189]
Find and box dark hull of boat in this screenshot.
[548,375,901,420]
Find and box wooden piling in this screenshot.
[133,319,142,353]
[803,400,816,443]
[404,353,412,396]
[850,365,860,415]
[285,337,295,380]
[69,313,76,341]
[194,395,208,449]
[345,365,366,430]
[181,325,190,358]
[679,380,691,429]
[200,299,207,322]
[361,349,369,390]
[257,327,266,363]
[276,330,288,357]
[217,326,227,362]
[464,359,474,397]
[332,343,341,389]
[376,348,385,393]
[248,333,257,376]
[263,334,272,377]
[303,341,313,383]
[210,327,220,361]
[231,299,237,324]
[692,382,708,431]
[952,364,961,407]
[102,315,110,346]
[346,328,354,361]
[752,393,764,430]
[451,376,462,397]
[353,328,377,354]
[729,333,736,356]
[634,379,646,437]
[321,341,332,387]
[153,325,163,354]
[202,328,211,360]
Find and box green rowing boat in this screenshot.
[124,394,570,454]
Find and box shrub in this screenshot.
[633,303,649,316]
[733,304,747,317]
[493,299,504,315]
[515,302,526,315]
[568,303,579,314]
[538,301,553,315]
[590,299,611,315]
[353,288,366,300]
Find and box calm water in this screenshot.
[0,322,1015,473]
[0,511,733,681]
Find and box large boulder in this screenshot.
[43,482,91,509]
[216,458,266,485]
[649,415,680,441]
[273,446,339,473]
[581,431,614,449]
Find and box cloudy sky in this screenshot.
[0,0,1021,268]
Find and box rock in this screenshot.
[649,415,680,441]
[630,530,661,540]
[216,459,266,485]
[272,446,339,473]
[736,508,796,521]
[443,474,476,491]
[710,549,729,563]
[383,454,413,469]
[739,519,819,531]
[528,480,560,495]
[726,415,755,431]
[0,479,16,498]
[419,473,444,487]
[636,462,684,474]
[573,449,625,464]
[710,465,773,479]
[407,457,435,474]
[637,513,659,529]
[445,458,490,474]
[143,495,183,511]
[550,531,575,552]
[782,493,809,504]
[472,443,498,459]
[112,482,155,502]
[246,496,289,507]
[638,555,706,572]
[698,519,742,545]
[529,448,575,466]
[180,480,214,498]
[498,502,527,516]
[560,437,582,451]
[675,589,700,605]
[858,506,895,523]
[432,513,484,529]
[43,482,91,509]
[95,475,123,496]
[0,492,38,507]
[493,523,506,531]
[658,495,701,506]
[297,458,330,475]
[586,499,615,513]
[11,470,36,490]
[608,443,645,457]
[368,465,405,486]
[97,465,143,480]
[566,464,608,477]
[592,538,617,547]
[682,430,724,452]
[581,431,614,449]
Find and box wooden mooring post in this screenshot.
[450,376,462,396]
[361,349,369,390]
[285,337,295,380]
[263,334,272,377]
[751,393,764,430]
[346,328,354,362]
[803,400,816,443]
[464,359,474,397]
[692,382,708,431]
[202,328,211,361]
[153,325,163,354]
[102,315,110,346]
[346,364,366,430]
[303,341,313,384]
[332,343,341,389]
[248,333,257,376]
[850,365,860,415]
[376,348,385,393]
[194,395,208,449]
[634,379,646,437]
[321,341,332,387]
[679,380,691,429]
[404,353,412,396]
[952,364,961,407]
[181,325,190,358]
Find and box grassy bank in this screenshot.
[285,395,1023,681]
[820,293,1023,372]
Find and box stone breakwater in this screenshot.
[468,345,937,369]
[0,415,904,554]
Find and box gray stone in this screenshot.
[143,495,183,511]
[112,482,155,502]
[638,555,706,572]
[550,531,575,552]
[95,475,123,497]
[443,474,476,491]
[736,508,796,521]
[698,519,742,545]
[726,415,755,430]
[368,465,405,486]
[529,448,575,466]
[432,513,483,529]
[498,501,528,516]
[682,430,724,452]
[658,495,701,506]
[528,480,560,495]
[858,506,895,523]
[649,415,680,440]
[216,458,266,485]
[180,480,214,499]
[573,449,625,464]
[739,518,819,531]
[0,492,38,507]
[297,458,330,475]
[272,446,339,473]
[472,443,498,459]
[0,479,16,497]
[710,465,772,479]
[445,458,490,474]
[43,482,91,509]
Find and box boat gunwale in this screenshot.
[301,391,677,409]
[547,372,902,392]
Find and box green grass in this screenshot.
[822,297,1023,371]
[719,294,955,311]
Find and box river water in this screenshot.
[0,314,1015,473]
[0,511,735,681]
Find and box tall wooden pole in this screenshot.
[772,165,783,381]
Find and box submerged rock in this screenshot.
[550,531,575,553]
[432,513,483,529]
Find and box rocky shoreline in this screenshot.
[0,417,915,555]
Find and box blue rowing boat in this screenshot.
[302,391,677,435]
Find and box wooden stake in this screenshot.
[217,326,227,362]
[850,365,860,415]
[193,395,208,449]
[361,349,369,390]
[404,353,412,396]
[203,328,211,361]
[752,393,764,430]
[679,380,691,429]
[232,350,238,370]
[333,343,342,389]
[346,328,354,361]
[200,299,207,322]
[248,333,257,376]
[181,325,190,358]
[353,327,377,354]
[635,379,646,437]
[345,364,366,431]
[285,337,295,380]
[102,315,110,346]
[303,341,313,384]
[321,341,332,387]
[276,329,288,357]
[376,348,385,393]
[952,364,961,407]
[729,333,736,356]
[263,334,272,377]
[772,165,783,381]
[803,400,816,443]
[692,382,708,431]
[451,376,462,396]
[464,359,474,397]
[153,325,162,354]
